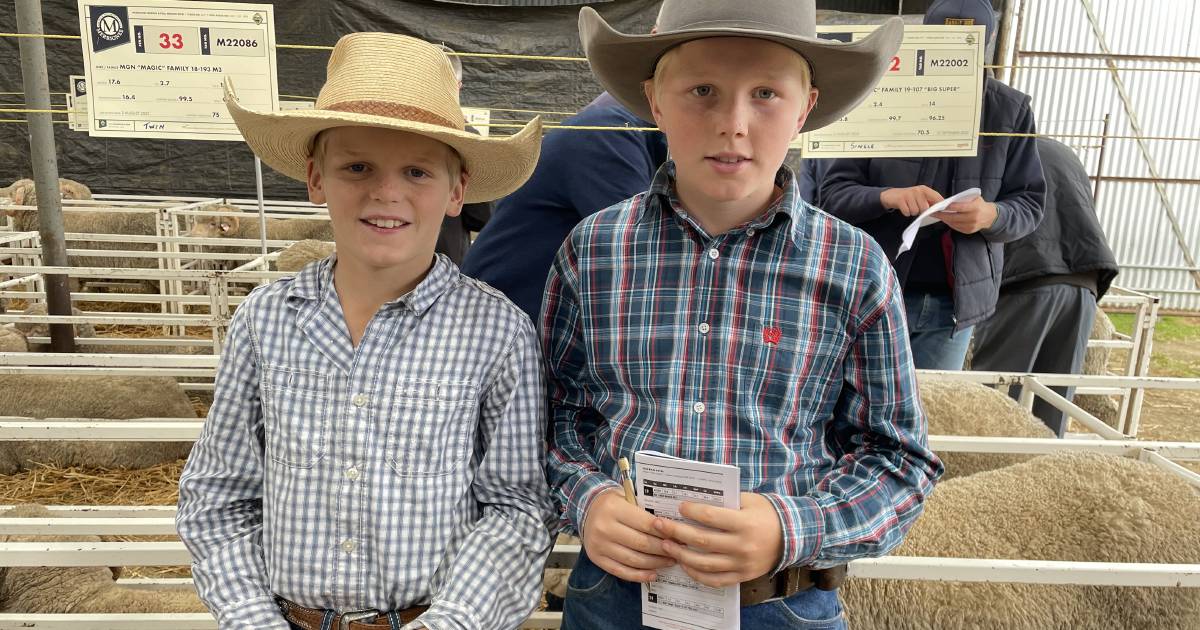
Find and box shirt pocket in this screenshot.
[260,365,331,468]
[737,324,845,419]
[384,377,479,477]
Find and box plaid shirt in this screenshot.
[177,255,553,630]
[543,163,942,570]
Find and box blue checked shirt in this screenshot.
[177,255,554,630]
[543,163,943,570]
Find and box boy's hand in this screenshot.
[880,185,944,217]
[581,489,675,583]
[940,196,998,234]
[653,493,783,588]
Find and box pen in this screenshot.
[618,457,637,505]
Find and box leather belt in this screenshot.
[277,598,428,630]
[739,564,847,607]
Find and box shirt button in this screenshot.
[698,323,711,334]
[352,394,368,407]
[707,248,720,260]
[747,228,756,237]
[693,401,706,414]
[346,466,360,481]
[341,539,357,553]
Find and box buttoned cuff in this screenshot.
[406,598,480,630]
[214,596,291,630]
[569,473,622,536]
[761,493,826,573]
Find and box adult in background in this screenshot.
[461,92,668,321]
[435,44,493,265]
[821,0,1045,370]
[798,158,833,206]
[971,137,1118,437]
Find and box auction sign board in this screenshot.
[795,24,985,158]
[462,107,491,138]
[66,74,89,131]
[77,0,278,141]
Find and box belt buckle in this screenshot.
[339,609,379,630]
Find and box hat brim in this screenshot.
[225,85,542,204]
[579,8,904,134]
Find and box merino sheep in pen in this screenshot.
[0,178,93,206]
[0,326,28,353]
[918,376,1055,480]
[2,178,170,292]
[187,210,334,243]
[0,505,205,614]
[276,238,335,272]
[842,451,1200,630]
[0,374,195,473]
[184,210,333,282]
[12,303,96,349]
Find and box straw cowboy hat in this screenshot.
[579,0,904,133]
[224,32,541,203]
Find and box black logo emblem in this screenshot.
[90,6,131,53]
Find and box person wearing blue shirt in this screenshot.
[461,92,668,321]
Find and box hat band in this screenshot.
[665,18,807,35]
[325,100,460,130]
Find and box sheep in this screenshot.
[0,374,196,474]
[0,504,206,614]
[12,302,97,349]
[842,451,1200,630]
[0,178,32,206]
[1076,310,1122,430]
[184,209,332,285]
[918,375,1055,480]
[3,180,166,292]
[6,203,158,262]
[0,326,28,353]
[0,177,92,208]
[276,238,335,272]
[187,209,334,243]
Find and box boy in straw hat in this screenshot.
[177,33,553,630]
[543,1,943,627]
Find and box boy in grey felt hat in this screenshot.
[543,1,943,628]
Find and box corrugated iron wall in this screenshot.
[1009,0,1200,311]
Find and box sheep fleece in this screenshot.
[0,375,195,473]
[0,505,205,613]
[276,239,335,272]
[843,451,1200,629]
[918,376,1055,480]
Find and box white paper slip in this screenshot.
[634,450,741,630]
[897,187,981,255]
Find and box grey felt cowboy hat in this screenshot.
[579,0,904,133]
[224,33,541,203]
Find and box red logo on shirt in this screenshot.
[763,326,782,345]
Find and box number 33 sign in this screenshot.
[159,32,184,49]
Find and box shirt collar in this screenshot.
[642,161,803,232]
[286,253,459,317]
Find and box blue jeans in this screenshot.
[904,290,973,370]
[562,549,847,630]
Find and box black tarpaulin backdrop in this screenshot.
[0,0,980,199]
